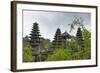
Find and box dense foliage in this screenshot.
[23,36,35,62]
[23,17,91,62]
[40,38,52,49]
[47,48,72,61]
[23,29,91,62]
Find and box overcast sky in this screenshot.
[23,10,91,41]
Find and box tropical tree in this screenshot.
[47,48,72,61]
[68,17,86,51]
[82,29,91,59]
[65,37,79,54]
[23,36,35,62]
[68,17,85,32]
[40,38,52,49]
[68,17,91,60]
[23,36,29,47]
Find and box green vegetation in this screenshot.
[23,36,35,62]
[23,17,91,62]
[47,48,72,61]
[23,45,35,62]
[40,38,52,49]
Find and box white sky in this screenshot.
[23,10,91,41]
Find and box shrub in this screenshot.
[47,48,72,61]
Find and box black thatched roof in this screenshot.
[61,31,71,39]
